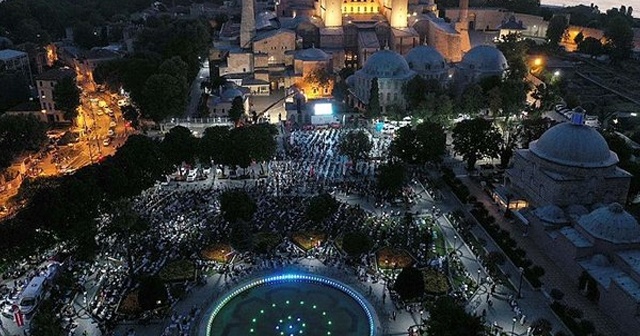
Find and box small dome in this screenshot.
[460,45,508,73]
[405,45,446,72]
[534,204,568,224]
[578,203,640,243]
[295,47,330,61]
[529,122,618,168]
[221,87,244,100]
[362,49,413,78]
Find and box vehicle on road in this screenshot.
[109,121,116,128]
[108,129,115,136]
[103,138,111,146]
[19,276,47,315]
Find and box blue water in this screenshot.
[208,281,372,336]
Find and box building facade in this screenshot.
[35,68,76,123]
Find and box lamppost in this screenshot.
[477,268,481,285]
[518,266,525,298]
[511,317,517,335]
[454,235,458,251]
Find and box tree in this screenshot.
[230,219,253,252]
[546,15,568,46]
[452,118,502,170]
[604,16,634,63]
[228,96,245,125]
[220,189,256,223]
[495,33,528,81]
[342,231,373,257]
[73,21,102,49]
[29,297,64,336]
[199,126,230,164]
[338,130,372,163]
[425,297,484,336]
[105,198,149,278]
[121,105,140,128]
[138,275,168,311]
[414,121,446,164]
[578,37,604,57]
[515,117,555,148]
[306,193,339,223]
[394,267,424,301]
[367,77,381,119]
[158,56,188,85]
[53,75,81,121]
[140,73,187,122]
[391,122,446,164]
[305,67,333,92]
[0,114,48,170]
[161,126,198,167]
[458,84,486,117]
[377,162,406,196]
[403,75,428,107]
[0,72,30,112]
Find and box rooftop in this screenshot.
[36,68,75,81]
[0,49,27,60]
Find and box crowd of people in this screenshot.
[0,126,515,336]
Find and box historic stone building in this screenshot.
[507,116,631,208]
[502,115,640,333]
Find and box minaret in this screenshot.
[324,0,343,27]
[389,0,408,28]
[240,0,256,49]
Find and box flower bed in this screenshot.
[201,243,234,263]
[158,260,196,282]
[117,290,143,316]
[423,269,450,294]
[376,247,414,269]
[291,231,326,251]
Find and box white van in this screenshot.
[186,169,198,182]
[19,276,47,315]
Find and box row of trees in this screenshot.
[94,16,211,122]
[0,115,48,170]
[0,123,277,260]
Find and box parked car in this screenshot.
[109,121,116,128]
[103,138,111,146]
[107,129,115,136]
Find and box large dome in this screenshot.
[529,122,618,168]
[460,45,508,73]
[578,203,640,243]
[362,50,413,78]
[295,47,330,61]
[405,45,446,72]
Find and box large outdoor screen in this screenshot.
[314,103,333,115]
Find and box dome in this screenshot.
[221,87,244,100]
[295,47,330,61]
[529,122,618,168]
[534,204,568,224]
[362,49,413,78]
[590,254,611,267]
[578,203,640,243]
[460,45,508,73]
[405,45,446,72]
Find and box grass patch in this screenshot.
[376,247,414,269]
[158,260,196,282]
[291,231,326,251]
[201,243,234,263]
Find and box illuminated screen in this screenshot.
[314,103,333,115]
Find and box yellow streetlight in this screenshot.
[533,58,542,66]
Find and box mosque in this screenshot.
[503,115,640,333]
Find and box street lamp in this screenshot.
[477,268,481,284]
[518,267,524,298]
[511,317,517,335]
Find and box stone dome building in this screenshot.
[405,45,448,82]
[507,117,632,208]
[346,49,416,112]
[455,45,508,87]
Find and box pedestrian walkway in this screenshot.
[461,176,624,336]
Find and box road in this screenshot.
[185,62,210,118]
